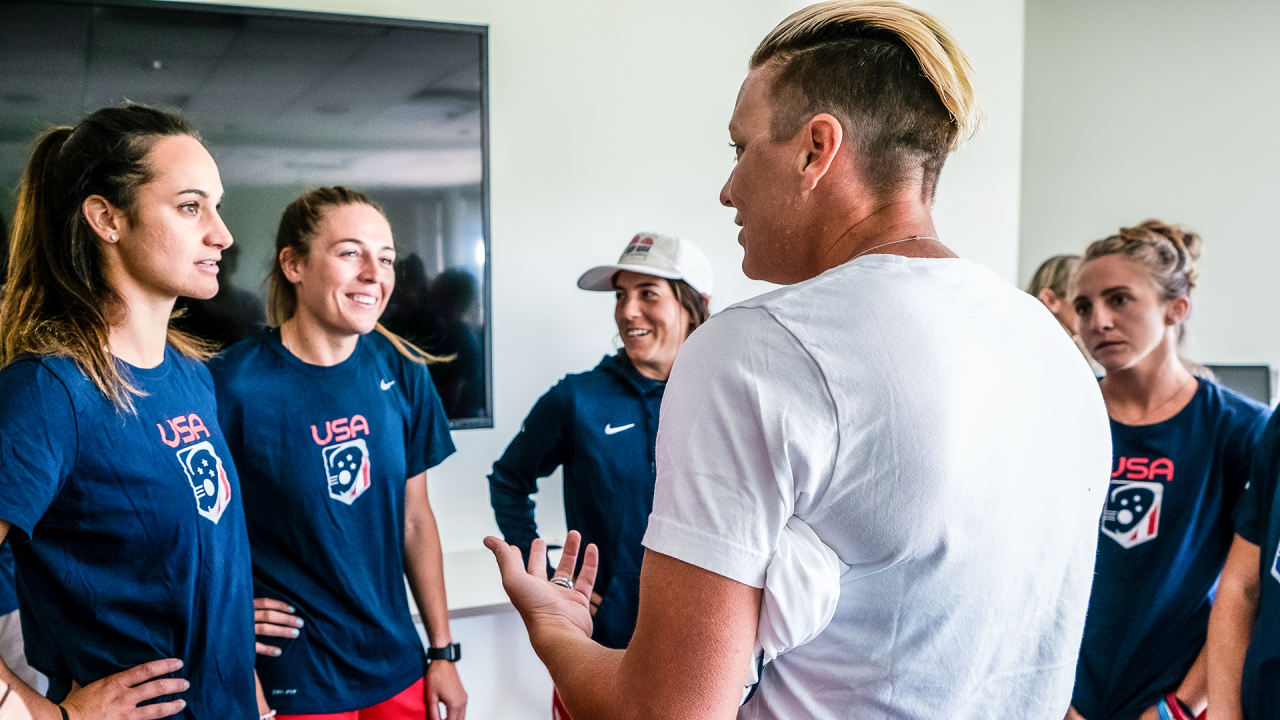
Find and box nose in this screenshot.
[617,293,642,322]
[1084,304,1112,334]
[719,172,734,208]
[358,254,379,281]
[208,209,233,250]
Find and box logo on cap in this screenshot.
[622,234,654,258]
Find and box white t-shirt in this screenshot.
[643,255,1111,720]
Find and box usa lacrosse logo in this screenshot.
[323,439,371,505]
[622,234,654,259]
[1102,481,1162,549]
[177,441,232,524]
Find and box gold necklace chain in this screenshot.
[851,235,939,261]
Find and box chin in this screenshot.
[181,281,220,301]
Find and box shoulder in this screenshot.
[1201,379,1271,434]
[678,305,811,374]
[0,355,85,402]
[207,330,274,382]
[0,356,81,428]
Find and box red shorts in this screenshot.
[278,677,427,720]
[552,689,573,720]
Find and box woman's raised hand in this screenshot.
[59,659,187,720]
[254,598,304,657]
[484,530,599,638]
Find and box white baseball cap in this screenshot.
[577,232,714,296]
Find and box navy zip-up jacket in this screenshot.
[488,352,664,649]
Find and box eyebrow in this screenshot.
[334,237,396,252]
[177,189,208,198]
[1099,286,1131,295]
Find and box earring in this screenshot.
[110,234,118,241]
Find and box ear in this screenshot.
[1172,293,1187,324]
[1166,296,1190,326]
[81,195,127,244]
[1037,288,1062,313]
[279,246,306,285]
[700,293,711,308]
[798,113,844,192]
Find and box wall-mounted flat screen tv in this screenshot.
[0,0,493,428]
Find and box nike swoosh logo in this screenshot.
[380,379,395,390]
[604,423,635,435]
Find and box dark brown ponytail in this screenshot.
[0,105,209,411]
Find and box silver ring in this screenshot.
[549,576,574,590]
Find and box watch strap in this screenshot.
[427,642,461,662]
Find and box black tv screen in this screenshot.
[0,0,493,428]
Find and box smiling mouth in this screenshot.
[196,260,219,270]
[348,293,379,308]
[624,328,651,338]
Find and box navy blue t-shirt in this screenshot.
[1234,408,1280,720]
[0,541,16,616]
[1074,379,1269,720]
[209,329,455,714]
[0,349,256,718]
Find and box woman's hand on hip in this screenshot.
[60,658,187,720]
[254,598,304,657]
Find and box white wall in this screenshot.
[1019,0,1280,367]
[193,0,1028,556]
[185,1,1027,716]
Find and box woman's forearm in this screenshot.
[1206,535,1262,720]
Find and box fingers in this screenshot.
[115,658,183,687]
[131,677,190,702]
[574,542,600,600]
[484,536,532,586]
[256,642,283,657]
[555,531,581,580]
[253,598,295,613]
[528,538,549,580]
[255,610,304,635]
[427,687,441,720]
[131,699,187,720]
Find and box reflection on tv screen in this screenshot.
[0,1,492,427]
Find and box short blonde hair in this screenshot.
[1026,255,1081,298]
[751,1,984,197]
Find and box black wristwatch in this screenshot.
[426,642,461,662]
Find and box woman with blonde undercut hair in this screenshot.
[485,2,1112,720]
[1069,220,1270,720]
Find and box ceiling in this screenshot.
[0,1,484,188]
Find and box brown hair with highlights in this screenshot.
[0,105,213,411]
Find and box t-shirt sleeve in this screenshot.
[642,307,838,588]
[1235,409,1280,546]
[407,359,456,477]
[0,360,79,539]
